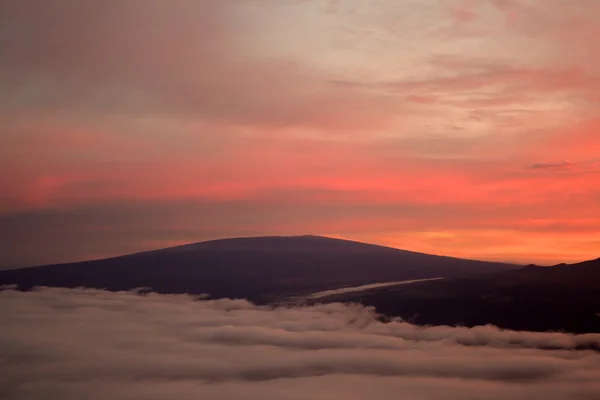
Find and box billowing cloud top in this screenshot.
[1,287,600,399]
[1,0,600,267]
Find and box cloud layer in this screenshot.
[1,287,599,399]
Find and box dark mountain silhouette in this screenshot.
[0,235,516,302]
[321,258,600,334]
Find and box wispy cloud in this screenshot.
[528,159,600,171]
[529,161,575,170]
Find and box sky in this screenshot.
[1,287,600,399]
[0,0,599,268]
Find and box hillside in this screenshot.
[0,235,516,302]
[321,258,600,333]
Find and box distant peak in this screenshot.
[157,234,406,255]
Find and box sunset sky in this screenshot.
[1,0,599,268]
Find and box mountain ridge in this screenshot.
[0,235,517,302]
[320,256,600,333]
[135,235,515,262]
[1,235,597,332]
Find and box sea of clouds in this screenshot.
[1,287,600,399]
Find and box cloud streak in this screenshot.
[1,288,600,399]
[528,159,600,171]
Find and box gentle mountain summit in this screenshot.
[158,235,410,254]
[0,235,515,302]
[1,235,597,333]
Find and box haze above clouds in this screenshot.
[1,287,599,399]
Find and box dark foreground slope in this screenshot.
[0,235,515,302]
[323,258,600,333]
